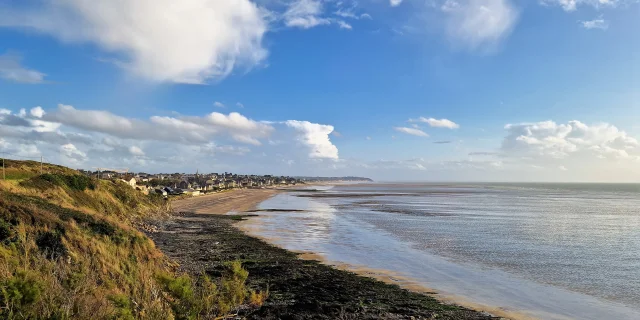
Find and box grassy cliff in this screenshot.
[0,160,264,319]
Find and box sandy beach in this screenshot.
[171,188,280,214]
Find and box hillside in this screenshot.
[0,160,265,319]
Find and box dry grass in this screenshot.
[0,161,261,319]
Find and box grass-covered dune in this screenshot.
[0,160,264,319]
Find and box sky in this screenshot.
[0,0,639,182]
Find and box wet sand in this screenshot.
[171,188,280,214]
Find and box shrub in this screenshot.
[39,173,96,191]
[0,219,12,242]
[218,261,249,314]
[35,230,67,259]
[0,271,43,314]
[157,272,194,301]
[249,289,269,308]
[109,294,135,320]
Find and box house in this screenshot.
[119,178,137,188]
[224,180,236,188]
[178,180,191,190]
[135,185,150,195]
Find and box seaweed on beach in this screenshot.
[147,213,497,320]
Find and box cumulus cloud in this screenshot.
[502,120,640,161]
[394,127,429,137]
[285,120,339,159]
[1,104,344,174]
[42,104,273,145]
[390,0,404,6]
[442,0,519,51]
[0,107,60,132]
[0,0,268,84]
[283,0,331,29]
[410,117,460,129]
[60,143,87,164]
[0,52,46,84]
[30,106,45,118]
[214,101,225,108]
[580,18,608,30]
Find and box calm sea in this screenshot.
[239,183,640,319]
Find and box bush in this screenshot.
[35,230,67,259]
[0,271,43,314]
[109,294,135,320]
[249,289,269,308]
[218,261,249,314]
[157,273,194,301]
[0,220,12,242]
[39,173,96,191]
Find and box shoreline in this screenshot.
[150,188,497,319]
[238,223,534,320]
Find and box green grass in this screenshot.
[0,160,265,319]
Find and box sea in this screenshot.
[239,183,640,320]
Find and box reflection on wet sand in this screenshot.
[239,186,640,320]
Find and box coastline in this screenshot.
[149,188,497,319]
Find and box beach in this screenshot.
[171,188,281,214]
[148,188,495,319]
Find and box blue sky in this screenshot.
[0,0,639,181]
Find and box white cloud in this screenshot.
[411,117,460,129]
[541,0,623,11]
[394,127,429,137]
[580,18,608,30]
[0,52,46,84]
[337,21,353,29]
[284,0,331,29]
[285,120,339,159]
[30,106,45,118]
[128,146,145,156]
[0,104,345,173]
[390,0,404,7]
[60,143,87,164]
[41,104,273,145]
[443,0,519,51]
[200,142,251,156]
[1,0,268,84]
[502,120,640,160]
[214,101,225,108]
[236,102,245,108]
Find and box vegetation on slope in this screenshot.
[0,160,265,319]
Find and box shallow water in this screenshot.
[240,183,640,319]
